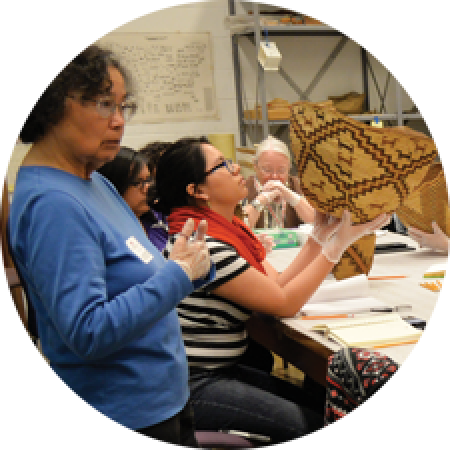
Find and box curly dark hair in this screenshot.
[139,141,172,174]
[20,44,132,144]
[149,136,210,215]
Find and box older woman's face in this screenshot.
[254,151,290,185]
[123,164,151,218]
[55,66,127,173]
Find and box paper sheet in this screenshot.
[306,274,370,304]
[298,274,388,316]
[300,297,387,316]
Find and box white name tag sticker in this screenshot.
[126,236,153,264]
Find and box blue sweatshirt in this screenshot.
[9,166,208,429]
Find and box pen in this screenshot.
[300,314,349,320]
[300,305,412,319]
[368,275,408,280]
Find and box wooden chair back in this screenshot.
[1,179,27,329]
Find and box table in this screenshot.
[246,231,448,386]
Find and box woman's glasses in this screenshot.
[204,159,235,177]
[259,166,289,176]
[129,177,154,190]
[96,97,137,121]
[70,95,137,121]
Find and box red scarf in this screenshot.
[167,206,267,275]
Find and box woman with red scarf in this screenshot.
[150,137,390,445]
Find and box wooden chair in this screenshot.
[1,180,28,330]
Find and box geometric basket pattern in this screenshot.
[290,101,438,224]
[332,233,376,280]
[396,162,449,236]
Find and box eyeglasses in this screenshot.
[129,176,154,190]
[204,159,235,177]
[259,166,289,176]
[70,95,137,121]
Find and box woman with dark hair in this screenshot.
[8,45,214,446]
[97,146,153,224]
[139,140,171,176]
[140,140,276,372]
[150,137,390,444]
[138,141,172,251]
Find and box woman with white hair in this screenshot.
[243,135,315,229]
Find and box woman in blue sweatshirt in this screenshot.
[8,45,214,446]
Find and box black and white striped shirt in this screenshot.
[164,234,252,370]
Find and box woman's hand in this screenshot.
[262,180,301,207]
[409,222,449,253]
[309,210,340,246]
[169,218,211,281]
[322,210,391,263]
[257,189,282,206]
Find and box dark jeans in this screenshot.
[189,364,325,446]
[136,400,198,447]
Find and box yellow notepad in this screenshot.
[312,313,422,348]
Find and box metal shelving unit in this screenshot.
[228,1,422,147]
[243,113,423,126]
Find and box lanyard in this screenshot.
[254,178,286,228]
[266,201,286,228]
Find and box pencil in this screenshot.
[371,339,419,349]
[300,314,349,320]
[368,275,408,280]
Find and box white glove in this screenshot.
[309,210,340,247]
[322,210,391,263]
[408,222,449,253]
[262,180,301,207]
[256,189,282,207]
[256,233,274,253]
[169,218,211,281]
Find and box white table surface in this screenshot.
[265,231,448,364]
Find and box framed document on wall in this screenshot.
[97,32,218,123]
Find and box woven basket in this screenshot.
[302,15,323,25]
[396,162,449,236]
[332,234,376,281]
[245,98,291,120]
[290,101,438,224]
[268,98,290,108]
[328,91,365,115]
[244,106,291,120]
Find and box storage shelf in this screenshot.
[349,113,423,121]
[229,1,423,146]
[232,24,342,36]
[243,119,289,126]
[242,113,423,126]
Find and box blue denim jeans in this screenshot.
[189,364,325,445]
